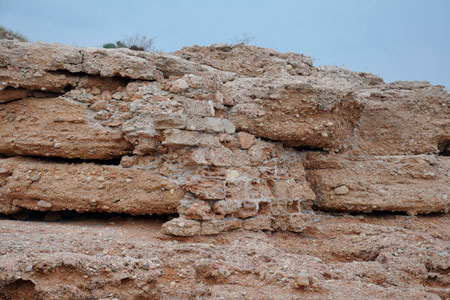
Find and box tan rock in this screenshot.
[294,272,310,288]
[0,88,30,103]
[353,83,450,155]
[186,117,224,133]
[0,97,133,159]
[212,199,240,216]
[175,44,314,77]
[201,220,226,235]
[183,99,215,117]
[304,153,450,214]
[243,216,273,231]
[184,179,225,200]
[235,201,258,219]
[237,132,256,149]
[169,79,189,93]
[0,157,183,215]
[228,78,363,151]
[334,185,350,195]
[180,200,213,221]
[153,114,186,129]
[161,217,201,236]
[163,129,221,148]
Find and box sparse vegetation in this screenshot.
[230,32,255,45]
[0,25,28,42]
[103,34,154,51]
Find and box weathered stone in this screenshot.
[170,79,189,93]
[352,83,450,155]
[36,200,52,209]
[184,180,225,200]
[212,199,240,216]
[120,155,139,168]
[231,150,251,167]
[248,144,274,166]
[186,117,224,133]
[201,220,226,235]
[163,129,221,147]
[225,169,240,182]
[0,157,184,215]
[179,200,213,221]
[0,97,133,159]
[183,99,215,117]
[273,181,290,200]
[228,78,363,151]
[222,119,236,134]
[0,39,449,300]
[334,185,349,195]
[0,88,30,103]
[161,218,201,236]
[210,146,233,167]
[237,132,256,149]
[89,100,108,111]
[235,201,258,219]
[175,44,314,77]
[133,137,159,155]
[185,117,235,134]
[1,40,449,243]
[243,216,273,231]
[188,146,232,166]
[305,153,450,214]
[288,213,312,233]
[294,272,310,288]
[153,114,186,129]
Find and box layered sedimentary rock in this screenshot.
[0,40,449,237]
[304,153,450,215]
[0,157,183,215]
[1,214,449,299]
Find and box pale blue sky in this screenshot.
[1,0,449,87]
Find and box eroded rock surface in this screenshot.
[0,39,449,299]
[0,40,449,233]
[0,157,183,215]
[304,153,450,215]
[0,214,449,300]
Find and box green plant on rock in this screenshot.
[103,34,154,51]
[0,25,28,42]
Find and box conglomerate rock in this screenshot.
[304,153,450,215]
[0,157,183,215]
[0,214,449,299]
[0,40,449,232]
[0,40,449,300]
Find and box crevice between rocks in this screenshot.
[438,141,450,156]
[0,87,69,104]
[0,154,124,166]
[1,209,177,224]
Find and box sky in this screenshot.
[1,0,449,87]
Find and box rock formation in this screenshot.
[0,40,449,299]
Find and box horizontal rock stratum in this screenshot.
[0,40,449,300]
[0,40,449,236]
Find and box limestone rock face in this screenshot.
[0,40,449,300]
[353,82,450,155]
[0,157,183,215]
[226,77,362,151]
[0,97,133,159]
[304,153,450,215]
[175,43,315,76]
[0,40,449,236]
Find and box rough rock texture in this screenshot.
[0,40,449,299]
[304,153,450,215]
[0,157,183,215]
[0,214,449,299]
[0,97,133,159]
